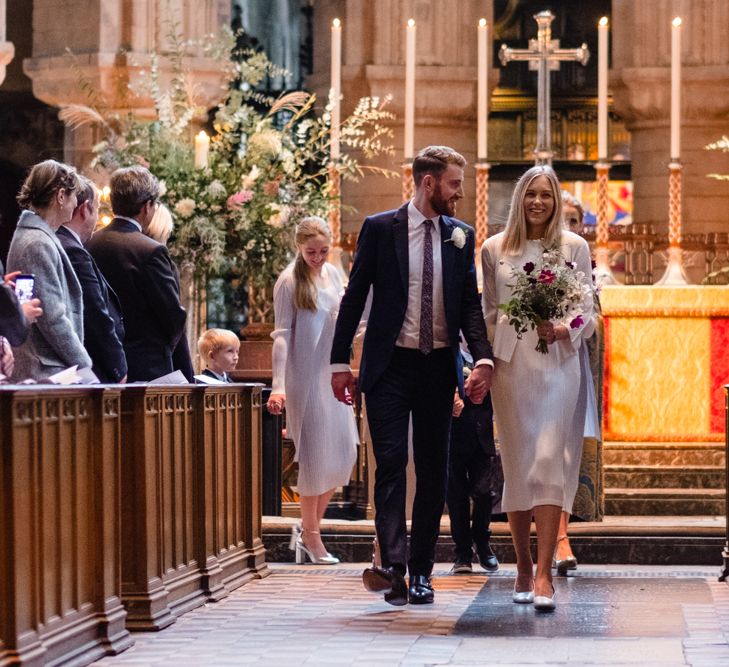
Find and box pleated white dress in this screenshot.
[481,232,593,513]
[271,262,358,496]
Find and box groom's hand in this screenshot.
[332,370,357,405]
[464,363,492,404]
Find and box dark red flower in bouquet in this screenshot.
[570,315,584,329]
[523,261,535,274]
[537,269,556,284]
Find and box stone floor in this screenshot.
[96,563,729,666]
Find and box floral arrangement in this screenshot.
[499,245,591,353]
[59,26,396,322]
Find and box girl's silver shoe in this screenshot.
[534,585,556,611]
[289,523,302,551]
[294,537,340,565]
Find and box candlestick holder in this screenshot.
[657,161,690,285]
[402,162,414,202]
[594,161,618,286]
[475,163,490,252]
[327,163,342,247]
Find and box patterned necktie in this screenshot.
[419,219,434,354]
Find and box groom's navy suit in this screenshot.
[331,202,492,577]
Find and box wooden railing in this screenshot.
[0,383,267,666]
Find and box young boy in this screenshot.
[196,328,240,383]
[447,343,500,574]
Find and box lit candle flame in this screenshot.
[479,18,486,28]
[407,18,415,28]
[332,18,340,28]
[673,17,682,27]
[599,16,608,27]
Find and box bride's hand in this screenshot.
[267,393,286,414]
[536,322,568,345]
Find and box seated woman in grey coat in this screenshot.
[6,160,92,381]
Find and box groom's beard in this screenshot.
[430,182,458,217]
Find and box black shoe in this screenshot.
[408,574,434,604]
[477,546,499,573]
[450,560,473,575]
[362,566,408,606]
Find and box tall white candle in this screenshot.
[671,16,682,160]
[194,130,209,169]
[597,17,609,160]
[404,18,416,160]
[477,18,488,160]
[330,18,342,160]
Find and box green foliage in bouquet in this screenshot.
[59,26,396,292]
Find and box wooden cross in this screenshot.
[499,10,589,165]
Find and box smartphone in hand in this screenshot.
[14,274,35,304]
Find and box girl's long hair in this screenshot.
[502,165,563,255]
[293,216,331,311]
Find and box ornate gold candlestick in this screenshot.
[594,161,618,285]
[657,161,690,285]
[401,162,414,202]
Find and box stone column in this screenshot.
[611,0,729,241]
[22,0,231,170]
[308,0,498,236]
[0,0,15,86]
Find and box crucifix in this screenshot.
[499,10,590,165]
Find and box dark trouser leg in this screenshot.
[469,452,496,557]
[409,348,456,577]
[365,350,414,575]
[447,436,474,562]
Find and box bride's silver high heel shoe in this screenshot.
[294,529,340,565]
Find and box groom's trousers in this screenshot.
[364,346,456,577]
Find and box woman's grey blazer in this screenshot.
[6,210,92,380]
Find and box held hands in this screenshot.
[536,321,569,346]
[267,393,286,415]
[331,370,356,406]
[452,391,465,417]
[464,363,492,405]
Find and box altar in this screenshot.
[600,285,729,442]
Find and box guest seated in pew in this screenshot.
[196,328,240,383]
[57,175,128,383]
[7,160,93,381]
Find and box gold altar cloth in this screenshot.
[600,286,729,442]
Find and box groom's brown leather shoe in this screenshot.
[362,566,408,606]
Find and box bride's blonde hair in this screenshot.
[293,216,331,311]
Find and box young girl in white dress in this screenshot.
[481,166,593,611]
[267,217,358,564]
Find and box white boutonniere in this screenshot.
[447,227,467,249]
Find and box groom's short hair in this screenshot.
[412,146,466,186]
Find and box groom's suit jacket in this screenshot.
[331,202,492,394]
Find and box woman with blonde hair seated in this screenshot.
[146,202,174,244]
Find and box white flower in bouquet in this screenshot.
[207,180,227,198]
[248,130,283,161]
[158,180,168,197]
[174,198,196,218]
[241,165,260,189]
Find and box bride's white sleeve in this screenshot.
[481,240,498,345]
[270,275,294,395]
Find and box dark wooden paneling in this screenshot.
[0,387,132,667]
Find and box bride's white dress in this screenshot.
[481,232,593,513]
[271,262,358,496]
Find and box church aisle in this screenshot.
[95,564,729,666]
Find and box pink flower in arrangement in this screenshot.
[523,261,535,274]
[537,269,556,284]
[263,180,280,197]
[227,189,254,210]
[570,315,584,329]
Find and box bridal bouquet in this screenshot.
[499,245,590,354]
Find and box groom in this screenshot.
[331,145,493,605]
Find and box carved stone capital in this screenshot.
[23,51,227,114]
[612,65,729,126]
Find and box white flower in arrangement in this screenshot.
[207,180,227,198]
[158,180,168,197]
[447,227,467,249]
[242,165,260,189]
[174,198,196,218]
